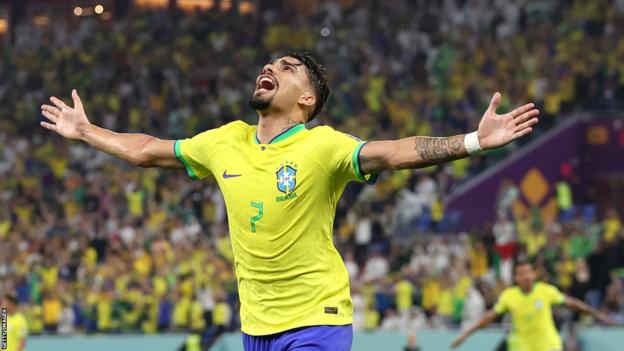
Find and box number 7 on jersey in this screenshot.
[250,201,263,233]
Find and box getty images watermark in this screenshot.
[1,307,6,350]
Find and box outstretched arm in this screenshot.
[359,92,539,173]
[41,90,182,168]
[565,296,616,325]
[451,310,499,349]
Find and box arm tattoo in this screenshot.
[359,152,385,174]
[414,135,465,166]
[359,134,468,174]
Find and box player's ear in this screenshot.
[298,92,315,122]
[298,92,315,108]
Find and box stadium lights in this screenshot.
[73,5,105,18]
[221,0,232,11]
[33,16,50,26]
[177,0,215,11]
[239,0,253,14]
[137,0,247,12]
[135,0,168,8]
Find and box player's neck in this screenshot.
[256,112,305,144]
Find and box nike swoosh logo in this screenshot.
[223,170,242,179]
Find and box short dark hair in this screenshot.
[275,51,330,121]
[3,291,18,304]
[514,259,533,273]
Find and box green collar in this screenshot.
[255,124,306,144]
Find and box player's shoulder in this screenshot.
[17,312,28,325]
[190,120,252,142]
[219,120,253,135]
[534,282,559,294]
[308,124,338,136]
[9,312,27,324]
[501,286,521,298]
[308,125,364,142]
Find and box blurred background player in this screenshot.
[4,292,28,351]
[451,260,615,351]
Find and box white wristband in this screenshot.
[464,131,482,155]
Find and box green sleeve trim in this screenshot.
[174,140,200,181]
[555,291,566,305]
[352,142,378,184]
[493,305,506,315]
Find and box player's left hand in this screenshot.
[596,312,618,326]
[477,92,540,150]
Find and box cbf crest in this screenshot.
[276,161,297,194]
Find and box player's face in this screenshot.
[514,264,536,290]
[249,57,315,119]
[0,297,12,310]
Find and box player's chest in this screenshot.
[510,296,549,321]
[212,146,324,201]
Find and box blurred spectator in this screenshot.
[603,208,622,243]
[362,251,389,283]
[460,281,486,331]
[42,290,61,333]
[492,213,516,284]
[603,276,624,324]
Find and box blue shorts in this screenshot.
[242,324,353,351]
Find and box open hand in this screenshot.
[450,335,466,349]
[596,312,618,326]
[41,89,90,140]
[477,92,540,150]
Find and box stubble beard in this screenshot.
[248,95,273,111]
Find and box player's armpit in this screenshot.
[359,135,468,174]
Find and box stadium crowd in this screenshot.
[1,0,624,344]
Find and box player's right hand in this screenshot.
[450,335,465,349]
[41,89,90,140]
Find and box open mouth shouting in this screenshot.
[254,74,277,96]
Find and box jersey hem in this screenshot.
[241,320,353,336]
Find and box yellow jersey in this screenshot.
[494,282,566,351]
[7,312,28,351]
[395,280,414,312]
[175,121,375,335]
